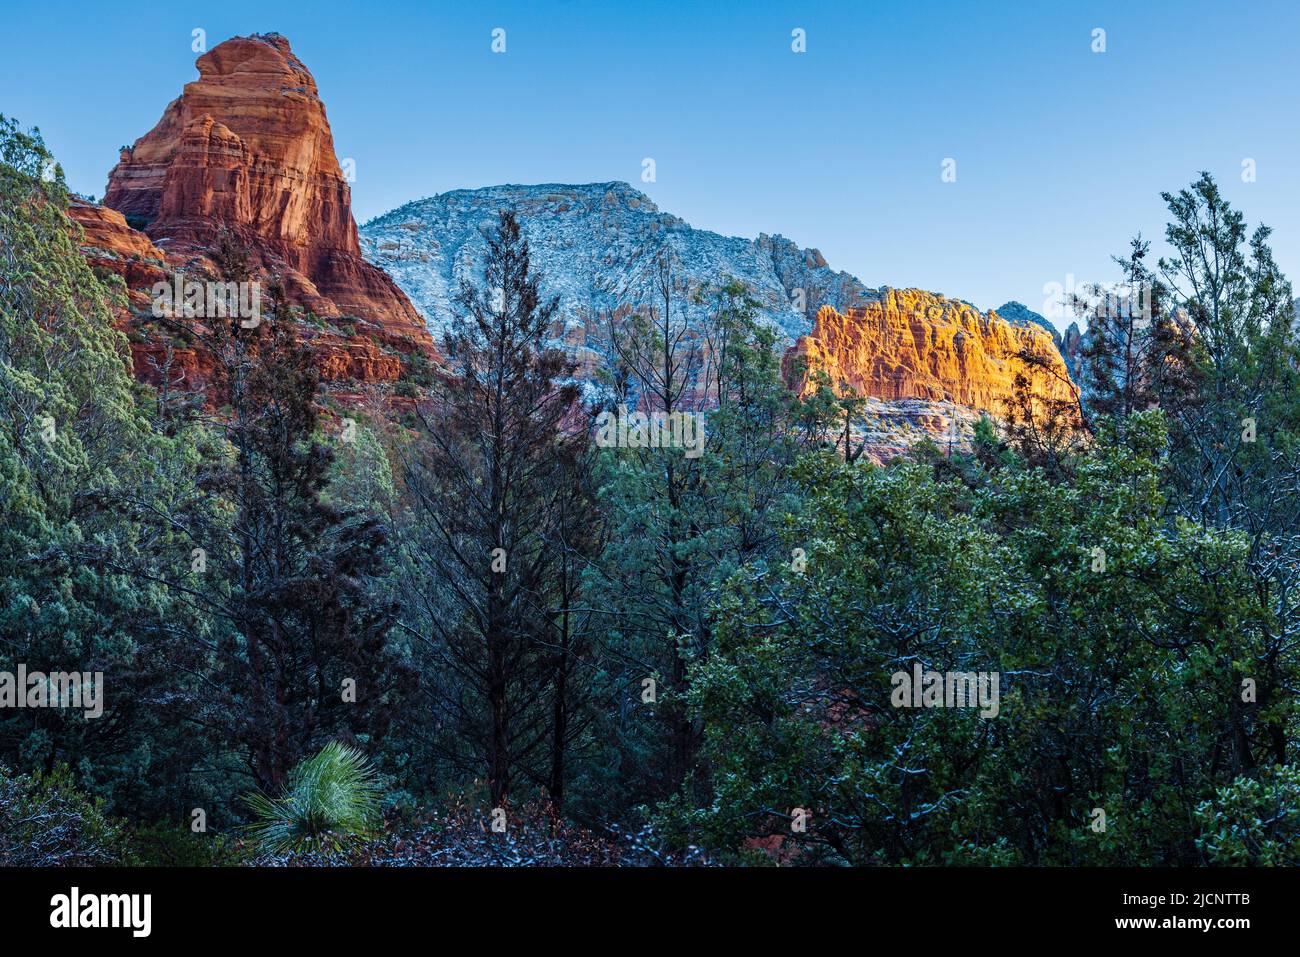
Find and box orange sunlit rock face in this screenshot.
[85,31,431,391]
[784,289,1077,416]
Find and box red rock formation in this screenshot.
[70,198,167,266]
[97,32,432,371]
[70,194,418,394]
[784,289,1078,417]
[69,199,169,310]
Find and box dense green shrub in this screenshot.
[1196,766,1300,865]
[0,764,131,866]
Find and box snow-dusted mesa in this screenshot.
[359,181,879,342]
[361,181,1081,463]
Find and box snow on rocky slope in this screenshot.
[360,181,878,341]
[360,181,1078,461]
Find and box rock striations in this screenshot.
[70,33,432,395]
[785,291,1077,412]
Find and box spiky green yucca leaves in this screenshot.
[243,743,382,854]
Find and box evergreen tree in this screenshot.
[0,116,211,816]
[679,413,1261,864]
[1076,236,1166,423]
[148,275,406,792]
[400,210,587,807]
[1153,173,1300,767]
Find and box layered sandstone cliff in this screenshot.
[785,289,1078,415]
[76,32,432,395]
[69,199,169,306]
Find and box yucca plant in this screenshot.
[242,742,382,855]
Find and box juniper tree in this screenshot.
[537,437,602,813]
[586,246,718,800]
[1075,236,1166,424]
[1002,342,1085,482]
[140,267,407,792]
[1151,173,1300,767]
[588,267,808,807]
[0,116,216,817]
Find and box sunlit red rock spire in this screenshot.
[93,32,429,348]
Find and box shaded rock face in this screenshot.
[785,289,1077,418]
[1060,321,1085,382]
[995,300,1061,348]
[361,182,879,346]
[68,197,413,393]
[98,32,430,356]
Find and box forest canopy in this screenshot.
[3,117,1299,866]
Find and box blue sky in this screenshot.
[3,0,1297,329]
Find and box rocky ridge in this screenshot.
[362,183,1078,458]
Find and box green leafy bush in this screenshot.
[1195,766,1300,865]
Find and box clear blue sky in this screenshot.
[4,0,1297,329]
